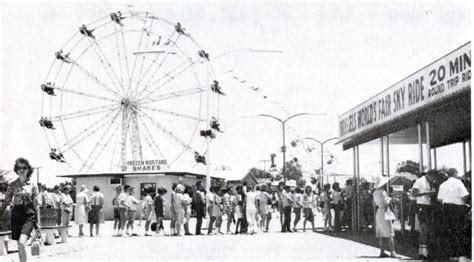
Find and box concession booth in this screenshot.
[337,42,471,232]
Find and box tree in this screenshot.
[246,167,272,179]
[396,160,424,175]
[278,160,303,181]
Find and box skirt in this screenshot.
[375,209,394,238]
[303,208,314,221]
[11,205,37,240]
[234,206,243,220]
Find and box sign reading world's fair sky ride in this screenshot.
[338,42,471,142]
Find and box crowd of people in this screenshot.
[0,157,471,262]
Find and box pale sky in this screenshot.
[1,1,471,185]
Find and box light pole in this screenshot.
[259,113,309,184]
[304,137,338,184]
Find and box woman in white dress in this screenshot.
[75,185,90,237]
[245,186,258,234]
[373,176,397,258]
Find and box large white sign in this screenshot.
[120,159,168,172]
[338,43,471,141]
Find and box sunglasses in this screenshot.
[17,166,28,171]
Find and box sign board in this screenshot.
[121,159,168,172]
[338,43,471,141]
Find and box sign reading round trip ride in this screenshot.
[121,159,168,172]
[338,42,471,141]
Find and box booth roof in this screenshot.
[57,170,225,180]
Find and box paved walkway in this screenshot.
[3,214,412,261]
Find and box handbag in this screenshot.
[384,208,396,221]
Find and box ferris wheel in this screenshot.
[40,11,223,174]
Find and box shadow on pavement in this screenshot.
[315,229,417,259]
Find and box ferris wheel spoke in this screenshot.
[70,61,122,98]
[93,41,126,93]
[120,27,132,96]
[84,120,121,173]
[59,108,120,153]
[55,87,119,103]
[126,13,149,99]
[136,57,194,100]
[79,108,122,173]
[131,32,181,99]
[137,109,195,153]
[137,113,166,159]
[53,104,119,121]
[140,105,205,122]
[120,108,132,166]
[138,85,209,105]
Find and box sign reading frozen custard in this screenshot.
[338,43,471,141]
[121,159,168,172]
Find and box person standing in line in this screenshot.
[373,176,397,258]
[257,185,271,232]
[174,184,186,236]
[112,185,122,236]
[142,189,154,236]
[125,186,140,236]
[234,186,244,234]
[302,185,316,232]
[75,185,90,237]
[61,185,73,236]
[206,186,217,235]
[223,187,234,234]
[281,185,293,233]
[88,185,104,237]
[169,182,178,236]
[411,172,435,259]
[292,187,303,232]
[245,186,258,234]
[437,169,470,260]
[320,183,333,231]
[183,185,193,235]
[193,181,205,235]
[342,179,354,230]
[214,188,224,234]
[154,187,167,236]
[51,185,63,226]
[332,183,344,231]
[0,158,39,262]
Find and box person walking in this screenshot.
[373,176,397,258]
[75,185,90,237]
[223,187,234,234]
[0,158,39,262]
[193,181,205,235]
[302,185,316,232]
[281,185,293,233]
[88,185,104,237]
[292,187,303,232]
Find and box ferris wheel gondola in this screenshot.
[40,11,222,174]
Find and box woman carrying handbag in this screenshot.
[373,176,398,258]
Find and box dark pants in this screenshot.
[345,199,353,229]
[293,207,301,229]
[283,206,292,232]
[438,204,470,258]
[195,209,204,235]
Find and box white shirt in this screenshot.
[412,176,431,205]
[438,177,469,205]
[126,194,139,211]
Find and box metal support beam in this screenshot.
[418,123,424,173]
[386,135,390,192]
[380,137,384,176]
[356,145,360,232]
[463,140,467,175]
[433,147,437,170]
[426,122,431,170]
[469,140,472,171]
